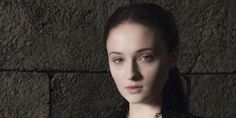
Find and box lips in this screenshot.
[126,85,143,94]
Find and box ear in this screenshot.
[168,47,179,69]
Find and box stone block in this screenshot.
[0,72,49,118]
[51,73,124,118]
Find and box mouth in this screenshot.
[126,85,143,94]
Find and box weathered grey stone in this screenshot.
[51,73,124,118]
[0,1,235,118]
[186,74,236,118]
[0,0,235,73]
[0,72,49,118]
[131,0,236,73]
[50,73,236,118]
[0,0,129,72]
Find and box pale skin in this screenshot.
[106,21,178,118]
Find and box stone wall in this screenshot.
[0,0,235,118]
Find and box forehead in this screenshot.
[106,22,165,53]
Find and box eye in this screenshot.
[140,55,154,62]
[113,58,124,64]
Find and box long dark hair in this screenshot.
[104,3,188,114]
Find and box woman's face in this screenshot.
[106,22,177,104]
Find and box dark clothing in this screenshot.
[104,109,203,118]
[103,104,203,118]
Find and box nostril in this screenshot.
[127,73,136,80]
[127,71,142,81]
[126,70,136,80]
[126,61,141,80]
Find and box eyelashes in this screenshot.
[139,55,155,62]
[111,54,157,64]
[113,58,124,64]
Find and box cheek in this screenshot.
[109,64,125,87]
[141,62,161,80]
[140,61,169,87]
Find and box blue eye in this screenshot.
[113,58,124,64]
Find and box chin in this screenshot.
[124,94,147,104]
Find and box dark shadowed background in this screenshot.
[0,0,235,118]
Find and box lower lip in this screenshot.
[126,86,143,94]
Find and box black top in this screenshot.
[104,109,203,118]
[103,104,203,118]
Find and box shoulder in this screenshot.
[181,111,203,118]
[103,110,203,118]
[102,110,126,118]
[102,101,129,118]
[166,110,203,118]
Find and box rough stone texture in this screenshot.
[133,0,236,73]
[0,0,235,73]
[50,73,124,118]
[187,74,236,118]
[0,72,49,118]
[0,0,235,118]
[50,73,236,118]
[0,0,129,72]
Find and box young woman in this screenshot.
[103,3,202,118]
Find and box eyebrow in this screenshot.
[108,48,157,55]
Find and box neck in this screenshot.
[128,95,162,118]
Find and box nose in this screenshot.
[125,60,140,81]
